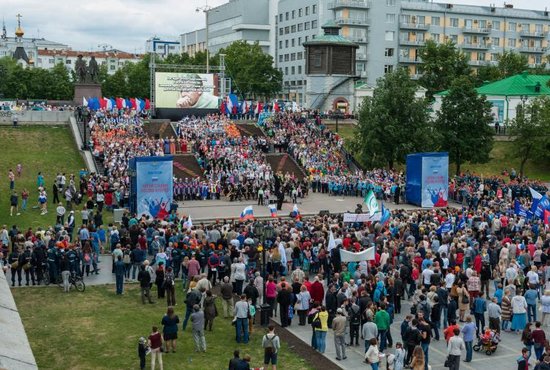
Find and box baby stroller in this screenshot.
[473,330,500,355]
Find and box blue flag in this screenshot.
[437,220,452,235]
[380,203,391,225]
[514,199,528,218]
[535,195,550,218]
[457,215,466,230]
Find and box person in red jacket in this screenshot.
[310,275,325,304]
[207,251,220,286]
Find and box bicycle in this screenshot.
[43,269,85,292]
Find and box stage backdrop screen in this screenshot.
[155,72,219,109]
[136,157,173,219]
[421,154,449,208]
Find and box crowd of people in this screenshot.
[3,107,550,370]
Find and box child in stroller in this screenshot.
[473,328,500,355]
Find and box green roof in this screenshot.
[436,73,550,97]
[303,34,359,47]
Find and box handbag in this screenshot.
[461,294,469,305]
[312,313,321,329]
[10,261,19,270]
[444,356,451,367]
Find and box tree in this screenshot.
[220,41,282,99]
[352,68,434,169]
[496,51,528,78]
[49,63,74,100]
[435,76,494,175]
[509,97,550,177]
[418,40,471,99]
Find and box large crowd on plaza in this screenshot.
[2,107,550,370]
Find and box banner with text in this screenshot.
[340,247,375,262]
[136,157,173,219]
[155,72,218,109]
[343,213,381,223]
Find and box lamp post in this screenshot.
[196,1,212,73]
[254,221,274,326]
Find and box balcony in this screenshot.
[400,22,430,31]
[462,27,492,34]
[399,56,422,64]
[399,38,426,46]
[335,17,370,26]
[328,0,371,10]
[350,36,369,43]
[461,42,490,50]
[519,31,547,38]
[518,46,546,53]
[468,60,489,66]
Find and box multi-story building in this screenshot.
[180,28,207,57]
[145,37,181,59]
[206,0,276,55]
[36,49,143,75]
[184,0,550,106]
[397,2,550,81]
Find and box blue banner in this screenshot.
[136,157,173,219]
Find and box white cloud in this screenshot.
[2,0,227,52]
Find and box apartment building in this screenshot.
[180,28,207,57]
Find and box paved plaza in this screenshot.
[176,192,438,221]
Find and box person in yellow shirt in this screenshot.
[314,306,329,353]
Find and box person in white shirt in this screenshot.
[447,327,465,370]
[422,267,434,289]
[445,269,456,290]
[526,266,540,287]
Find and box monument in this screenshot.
[73,54,102,105]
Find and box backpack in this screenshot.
[123,251,131,264]
[264,334,278,354]
[350,308,361,325]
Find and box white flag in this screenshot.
[364,190,379,216]
[328,231,337,251]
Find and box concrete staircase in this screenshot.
[266,153,306,180]
[173,155,204,179]
[142,119,177,139]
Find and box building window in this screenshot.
[285,54,290,61]
[291,66,295,74]
[386,0,395,5]
[297,52,303,59]
[305,6,309,15]
[110,65,116,70]
[385,31,395,41]
[299,8,302,17]
[312,20,318,28]
[285,67,288,75]
[285,26,290,34]
[298,23,303,31]
[48,58,54,63]
[291,25,296,33]
[432,16,440,26]
[285,40,289,47]
[386,14,395,23]
[508,38,516,47]
[535,24,543,32]
[450,18,459,27]
[492,37,500,46]
[431,33,440,42]
[298,65,302,74]
[385,48,394,57]
[313,53,321,67]
[279,55,283,62]
[384,65,394,74]
[312,5,317,14]
[279,40,283,49]
[65,59,71,65]
[279,28,283,35]
[279,14,283,22]
[291,53,296,61]
[292,39,295,47]
[37,58,42,63]
[292,10,295,19]
[286,12,289,21]
[508,22,516,32]
[305,36,309,42]
[305,22,310,30]
[298,37,302,45]
[450,34,458,43]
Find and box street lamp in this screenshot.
[196,1,212,73]
[254,221,274,326]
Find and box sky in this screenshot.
[2,0,546,53]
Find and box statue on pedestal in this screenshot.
[88,56,99,83]
[75,55,87,83]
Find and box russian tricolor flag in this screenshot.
[268,204,277,218]
[240,206,254,221]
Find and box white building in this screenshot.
[145,37,181,59]
[36,49,143,75]
[180,28,207,57]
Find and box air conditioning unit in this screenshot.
[412,16,417,23]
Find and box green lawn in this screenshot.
[324,124,550,182]
[0,125,113,232]
[12,285,313,370]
